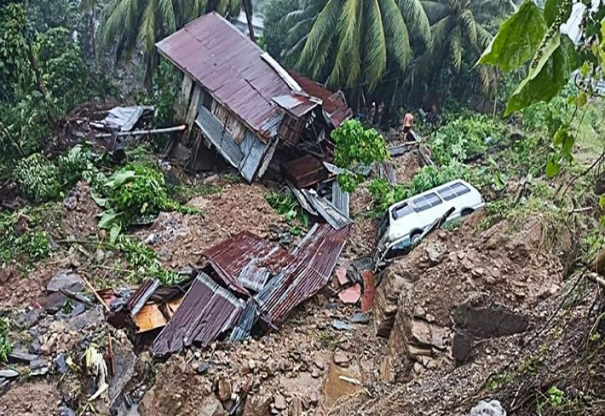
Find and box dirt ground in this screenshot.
[1,164,603,416]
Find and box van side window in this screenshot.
[438,182,470,201]
[392,203,413,220]
[412,193,442,212]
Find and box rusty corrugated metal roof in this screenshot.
[204,232,294,293]
[156,13,292,141]
[288,72,353,127]
[151,272,244,356]
[255,224,350,325]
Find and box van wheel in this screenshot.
[461,208,474,217]
[410,232,422,245]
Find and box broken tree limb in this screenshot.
[81,274,110,312]
[587,272,605,289]
[94,125,187,139]
[591,249,605,276]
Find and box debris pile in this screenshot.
[374,214,566,381]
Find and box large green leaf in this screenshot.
[98,209,121,229]
[544,0,572,26]
[505,36,577,115]
[478,0,546,72]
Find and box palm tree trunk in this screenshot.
[242,0,256,42]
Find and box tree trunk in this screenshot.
[242,0,256,42]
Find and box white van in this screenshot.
[375,179,485,259]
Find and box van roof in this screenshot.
[388,179,473,212]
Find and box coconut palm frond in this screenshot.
[450,25,462,72]
[361,0,387,89]
[298,0,340,77]
[460,9,477,47]
[380,0,412,72]
[328,0,362,86]
[158,0,176,33]
[138,0,157,53]
[398,0,431,47]
[421,0,449,22]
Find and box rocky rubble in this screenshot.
[373,214,566,381]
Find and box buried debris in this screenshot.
[97,223,350,356]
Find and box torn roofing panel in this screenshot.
[272,94,319,119]
[287,72,352,127]
[127,278,160,316]
[204,232,294,293]
[255,224,350,325]
[151,273,244,356]
[301,190,352,230]
[230,300,258,342]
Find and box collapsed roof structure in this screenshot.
[156,12,352,183]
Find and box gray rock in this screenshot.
[196,362,210,375]
[47,269,84,293]
[0,379,9,397]
[273,394,287,411]
[28,337,42,355]
[351,313,370,324]
[332,320,352,331]
[14,308,45,330]
[8,349,39,364]
[465,400,507,416]
[59,406,77,416]
[0,370,19,379]
[333,351,349,366]
[30,359,49,376]
[54,354,69,374]
[43,291,68,314]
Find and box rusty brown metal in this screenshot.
[255,224,350,325]
[151,272,245,356]
[156,13,292,141]
[282,155,329,189]
[288,72,353,127]
[204,232,294,293]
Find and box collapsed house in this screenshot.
[156,12,352,183]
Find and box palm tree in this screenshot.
[408,0,514,92]
[99,0,241,85]
[285,0,432,91]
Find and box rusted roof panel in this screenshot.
[282,154,329,189]
[157,13,292,141]
[255,224,350,325]
[272,95,319,119]
[151,272,244,356]
[288,72,353,127]
[204,232,294,293]
[127,278,160,316]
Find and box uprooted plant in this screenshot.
[93,163,199,242]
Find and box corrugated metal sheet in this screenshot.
[127,278,160,316]
[157,13,291,141]
[239,131,268,182]
[332,182,350,218]
[204,232,294,293]
[272,95,319,118]
[230,299,258,342]
[196,105,243,168]
[301,189,352,230]
[151,272,244,356]
[288,72,353,127]
[255,224,350,325]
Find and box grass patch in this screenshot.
[0,317,13,363]
[318,331,339,351]
[266,190,309,228]
[173,183,221,203]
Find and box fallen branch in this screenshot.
[556,148,605,198]
[95,124,187,139]
[587,272,605,289]
[81,274,110,312]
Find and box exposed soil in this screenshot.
[0,382,60,416]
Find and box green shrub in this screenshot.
[0,317,12,363]
[115,236,182,285]
[332,119,389,192]
[429,115,504,165]
[14,153,61,202]
[266,190,309,227]
[57,144,100,189]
